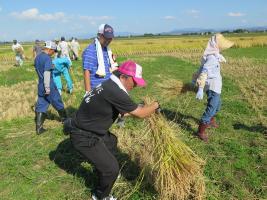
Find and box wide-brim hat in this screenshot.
[216,33,234,50]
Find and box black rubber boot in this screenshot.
[58,109,67,123]
[36,112,46,135]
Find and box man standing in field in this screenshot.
[64,60,160,200]
[32,39,43,59]
[70,38,80,60]
[58,36,70,59]
[34,41,67,134]
[82,24,118,96]
[11,39,24,67]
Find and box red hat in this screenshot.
[118,60,146,87]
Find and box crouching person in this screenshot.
[34,41,67,134]
[64,60,160,200]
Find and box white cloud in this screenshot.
[186,9,200,18]
[163,16,176,20]
[228,12,246,17]
[187,9,199,14]
[10,8,67,21]
[77,15,114,26]
[79,15,113,22]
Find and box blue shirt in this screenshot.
[82,41,112,89]
[200,54,222,94]
[52,57,71,73]
[34,52,55,96]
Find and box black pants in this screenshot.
[66,119,119,199]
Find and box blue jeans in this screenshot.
[201,90,221,124]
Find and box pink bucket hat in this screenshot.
[118,60,146,87]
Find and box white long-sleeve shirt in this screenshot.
[199,54,222,94]
[12,43,24,55]
[58,41,70,58]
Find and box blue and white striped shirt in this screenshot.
[82,41,112,89]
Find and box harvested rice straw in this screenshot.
[113,169,145,200]
[139,97,205,200]
[155,79,194,100]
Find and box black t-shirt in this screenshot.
[74,79,138,135]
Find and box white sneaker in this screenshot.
[91,194,117,200]
[103,195,117,200]
[91,194,98,200]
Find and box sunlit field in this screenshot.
[0,33,266,200]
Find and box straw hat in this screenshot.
[215,33,234,50]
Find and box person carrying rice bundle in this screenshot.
[11,39,24,67]
[193,33,234,142]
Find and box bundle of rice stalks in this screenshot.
[155,79,195,100]
[138,97,205,200]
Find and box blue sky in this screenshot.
[0,0,266,41]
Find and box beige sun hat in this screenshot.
[215,33,234,50]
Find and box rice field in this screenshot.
[0,33,266,200]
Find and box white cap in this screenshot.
[44,41,57,50]
[98,24,106,33]
[97,24,114,38]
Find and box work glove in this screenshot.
[116,116,125,128]
[196,88,204,100]
[45,87,50,95]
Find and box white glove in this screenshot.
[116,117,125,128]
[196,88,204,100]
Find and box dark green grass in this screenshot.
[0,60,83,87]
[0,56,266,200]
[0,64,36,86]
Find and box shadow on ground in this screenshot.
[233,122,267,136]
[49,137,141,193]
[162,108,199,133]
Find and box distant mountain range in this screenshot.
[53,26,267,40]
[114,26,267,38]
[161,26,267,35]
